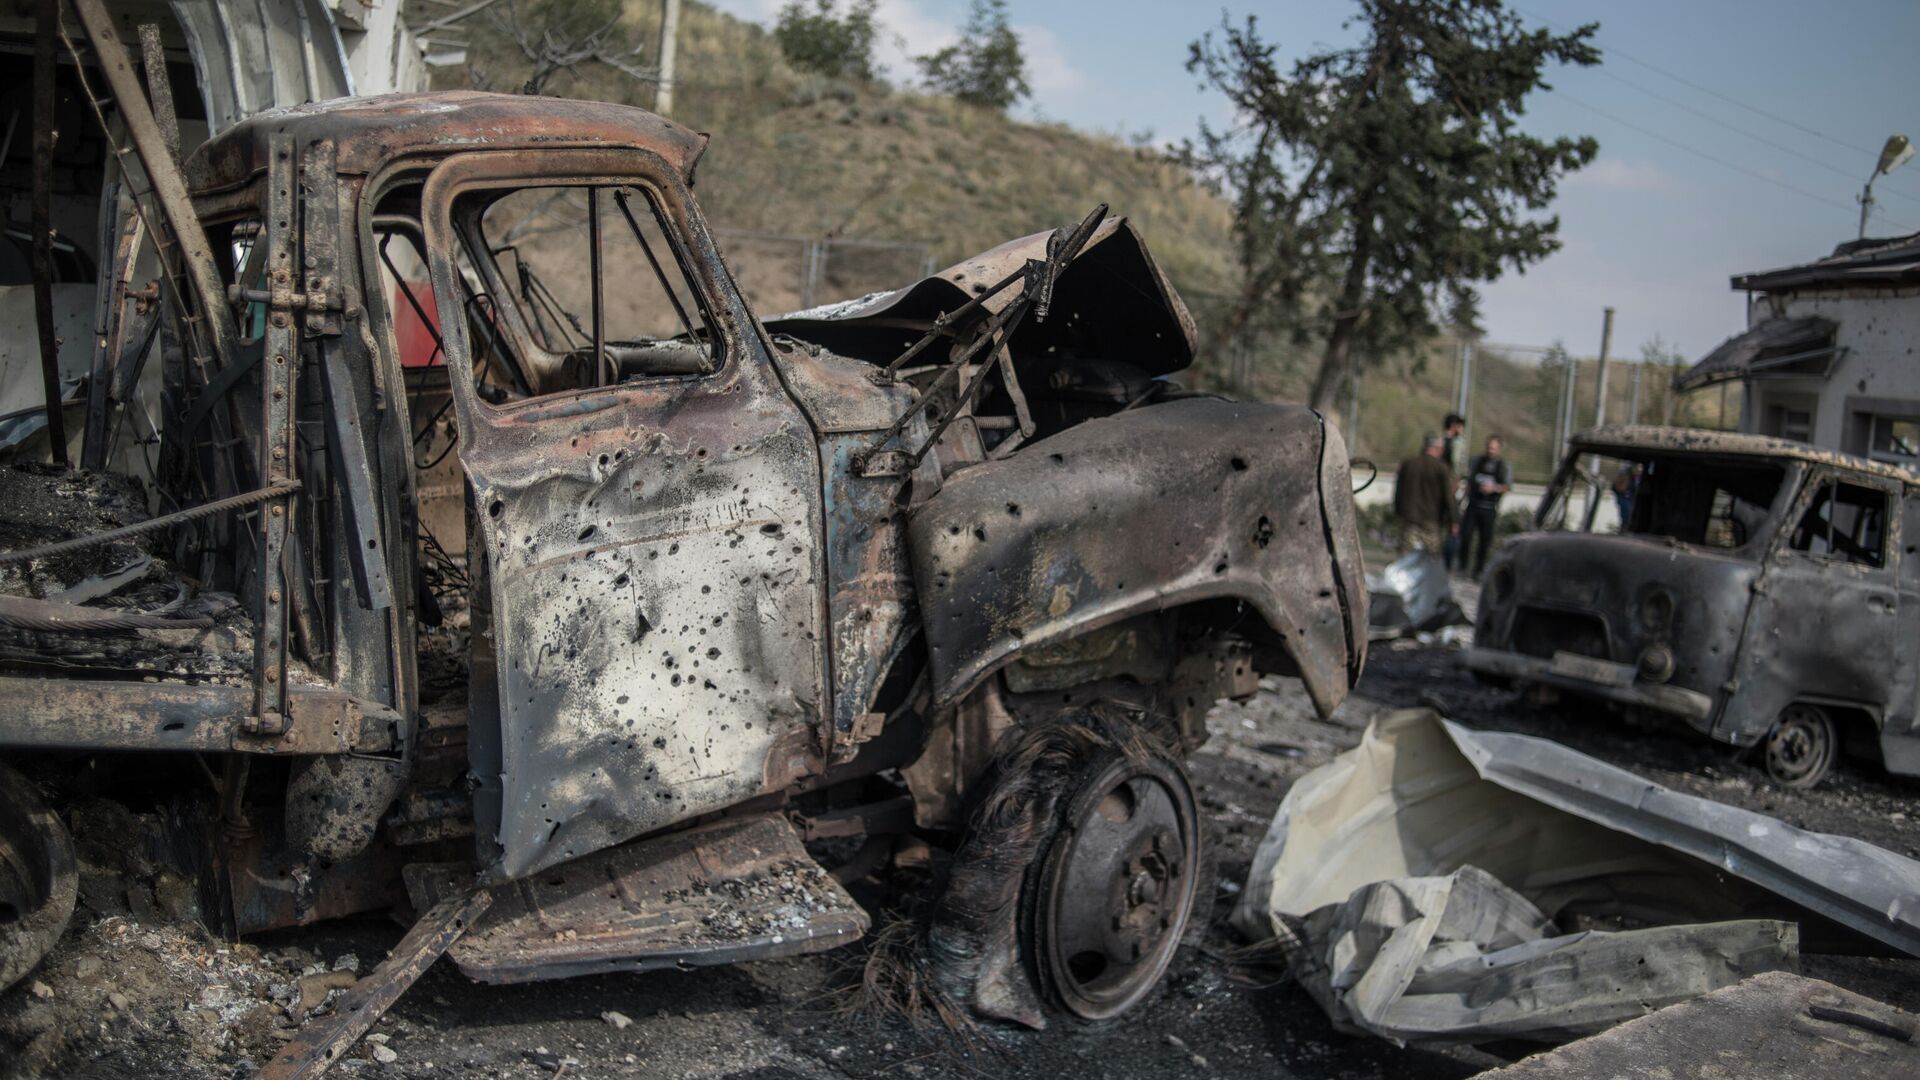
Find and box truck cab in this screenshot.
[3,91,1366,1032]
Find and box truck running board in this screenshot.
[405,811,868,983]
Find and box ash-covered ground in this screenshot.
[5,642,1917,1079]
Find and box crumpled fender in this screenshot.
[907,398,1366,716]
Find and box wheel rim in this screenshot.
[1035,755,1199,1021]
[1766,704,1835,788]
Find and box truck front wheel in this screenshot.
[1022,741,1202,1022]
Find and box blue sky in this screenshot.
[709,0,1920,360]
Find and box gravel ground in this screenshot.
[6,640,1917,1079]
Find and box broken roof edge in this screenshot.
[1731,230,1920,292]
[1568,425,1920,486]
[186,91,712,195]
[1672,315,1837,394]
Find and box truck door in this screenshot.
[1733,468,1901,745]
[420,148,828,880]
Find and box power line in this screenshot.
[1551,90,1916,232]
[1593,68,1920,208]
[1516,5,1920,202]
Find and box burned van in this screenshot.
[1467,426,1920,788]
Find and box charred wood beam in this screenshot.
[68,0,239,373]
[32,0,69,466]
[260,888,493,1080]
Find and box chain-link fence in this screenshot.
[711,230,935,319]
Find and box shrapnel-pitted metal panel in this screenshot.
[1475,531,1759,737]
[769,339,921,737]
[418,148,827,883]
[907,398,1361,717]
[469,387,827,880]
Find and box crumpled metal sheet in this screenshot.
[763,216,1197,376]
[1234,708,1920,1044]
[1290,865,1797,1045]
[1364,551,1460,637]
[1235,709,1920,957]
[169,0,356,133]
[1483,971,1920,1079]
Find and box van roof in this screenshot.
[1572,425,1920,486]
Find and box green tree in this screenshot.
[1186,1,1600,412]
[917,0,1030,110]
[774,0,880,81]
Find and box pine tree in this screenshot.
[1186,1,1600,411]
[917,0,1030,111]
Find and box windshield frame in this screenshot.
[1536,448,1803,558]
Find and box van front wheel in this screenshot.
[1765,703,1836,788]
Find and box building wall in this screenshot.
[1745,286,1920,456]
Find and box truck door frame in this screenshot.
[418,146,830,880]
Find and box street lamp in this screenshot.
[1859,134,1914,240]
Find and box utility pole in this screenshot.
[655,0,682,114]
[1454,340,1474,445]
[1558,351,1577,464]
[1592,306,1615,428]
[1628,361,1643,425]
[1345,362,1361,453]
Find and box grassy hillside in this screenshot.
[442,1,1732,478]
[443,2,1236,324]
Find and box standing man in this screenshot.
[1395,434,1457,556]
[1458,435,1512,577]
[1441,413,1466,568]
[1441,413,1467,476]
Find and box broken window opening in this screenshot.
[464,183,721,402]
[1628,458,1783,551]
[1789,480,1886,568]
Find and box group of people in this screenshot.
[1392,413,1512,579]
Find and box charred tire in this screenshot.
[1021,738,1203,1023]
[1765,703,1838,789]
[0,761,78,992]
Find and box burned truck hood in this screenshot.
[763,217,1197,376]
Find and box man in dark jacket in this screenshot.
[1394,435,1456,554]
[1458,435,1513,577]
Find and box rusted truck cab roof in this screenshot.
[185,91,711,195]
[1572,425,1920,488]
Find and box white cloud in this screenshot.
[1014,22,1086,96]
[871,0,960,80]
[1566,158,1677,193]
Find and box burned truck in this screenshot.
[0,72,1366,1063]
[1467,426,1920,789]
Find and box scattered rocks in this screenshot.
[602,1009,633,1030]
[296,969,358,1014]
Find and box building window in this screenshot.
[1777,408,1812,442]
[1870,416,1920,467]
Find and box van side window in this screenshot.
[1789,481,1886,567]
